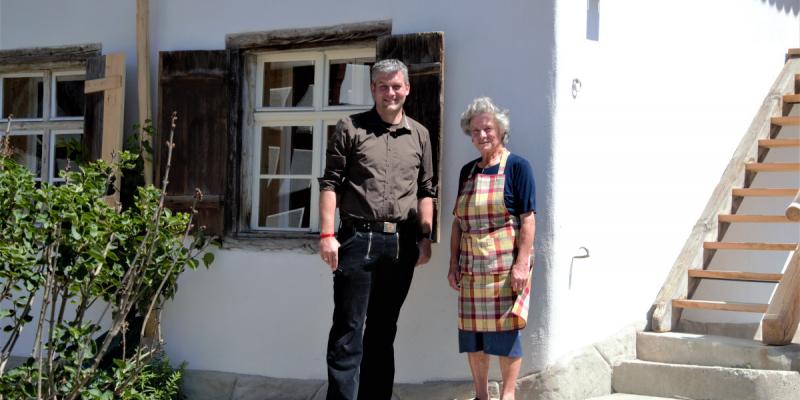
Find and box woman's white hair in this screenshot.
[459,96,511,144]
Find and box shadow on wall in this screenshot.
[761,0,800,15]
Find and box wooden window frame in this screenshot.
[49,128,83,183]
[245,46,376,234]
[50,70,86,121]
[1,68,87,184]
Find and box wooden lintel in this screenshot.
[226,20,391,50]
[84,76,122,94]
[0,43,101,66]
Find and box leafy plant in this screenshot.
[0,113,212,399]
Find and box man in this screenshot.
[318,59,436,400]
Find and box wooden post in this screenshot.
[786,190,800,222]
[137,0,153,185]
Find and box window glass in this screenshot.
[328,57,375,106]
[53,133,82,179]
[54,74,85,117]
[7,134,43,178]
[262,60,315,107]
[260,126,313,175]
[258,178,312,228]
[2,77,44,119]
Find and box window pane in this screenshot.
[258,178,312,228]
[55,74,85,117]
[262,60,315,107]
[7,134,43,178]
[328,57,375,106]
[260,126,313,175]
[53,133,82,179]
[2,77,44,119]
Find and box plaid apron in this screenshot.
[454,150,530,332]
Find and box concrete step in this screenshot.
[587,395,675,400]
[637,331,800,371]
[612,360,800,400]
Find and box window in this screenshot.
[250,48,375,231]
[155,23,443,243]
[1,70,85,183]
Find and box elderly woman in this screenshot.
[448,97,536,400]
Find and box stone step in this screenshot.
[612,360,800,400]
[637,331,800,371]
[587,395,675,400]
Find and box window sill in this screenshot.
[222,231,320,254]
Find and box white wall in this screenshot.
[1,0,558,382]
[550,0,800,360]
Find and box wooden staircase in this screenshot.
[650,49,800,345]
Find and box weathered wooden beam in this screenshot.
[84,76,122,94]
[226,20,391,50]
[762,244,800,345]
[137,0,153,186]
[0,43,101,67]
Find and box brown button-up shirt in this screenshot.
[319,108,436,222]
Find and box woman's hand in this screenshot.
[447,259,461,291]
[510,261,530,293]
[320,237,340,272]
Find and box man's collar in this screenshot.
[370,107,411,131]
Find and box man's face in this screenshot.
[370,71,410,115]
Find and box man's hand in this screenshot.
[510,261,530,293]
[320,237,340,272]
[447,260,461,291]
[416,238,432,266]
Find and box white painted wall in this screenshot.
[550,0,800,360]
[1,0,558,382]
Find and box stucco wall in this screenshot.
[550,0,800,359]
[0,0,557,382]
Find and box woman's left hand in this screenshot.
[510,262,530,293]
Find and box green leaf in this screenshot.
[202,252,215,268]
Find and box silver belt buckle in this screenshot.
[383,222,397,234]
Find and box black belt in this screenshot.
[341,219,402,234]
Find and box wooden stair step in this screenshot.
[771,116,800,126]
[732,188,798,197]
[789,49,800,57]
[785,94,800,104]
[673,299,768,313]
[704,242,797,251]
[758,138,800,148]
[688,269,783,282]
[718,214,796,223]
[745,162,800,172]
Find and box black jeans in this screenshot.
[326,225,419,400]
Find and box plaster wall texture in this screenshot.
[0,0,558,382]
[549,0,800,359]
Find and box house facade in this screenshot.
[1,0,798,386]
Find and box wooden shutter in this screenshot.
[377,32,444,241]
[156,50,238,237]
[82,53,126,164]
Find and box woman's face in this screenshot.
[469,113,504,155]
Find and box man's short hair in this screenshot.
[371,59,409,84]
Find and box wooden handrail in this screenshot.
[649,58,800,332]
[761,243,800,345]
[786,190,800,221]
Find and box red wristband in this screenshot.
[320,232,335,239]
